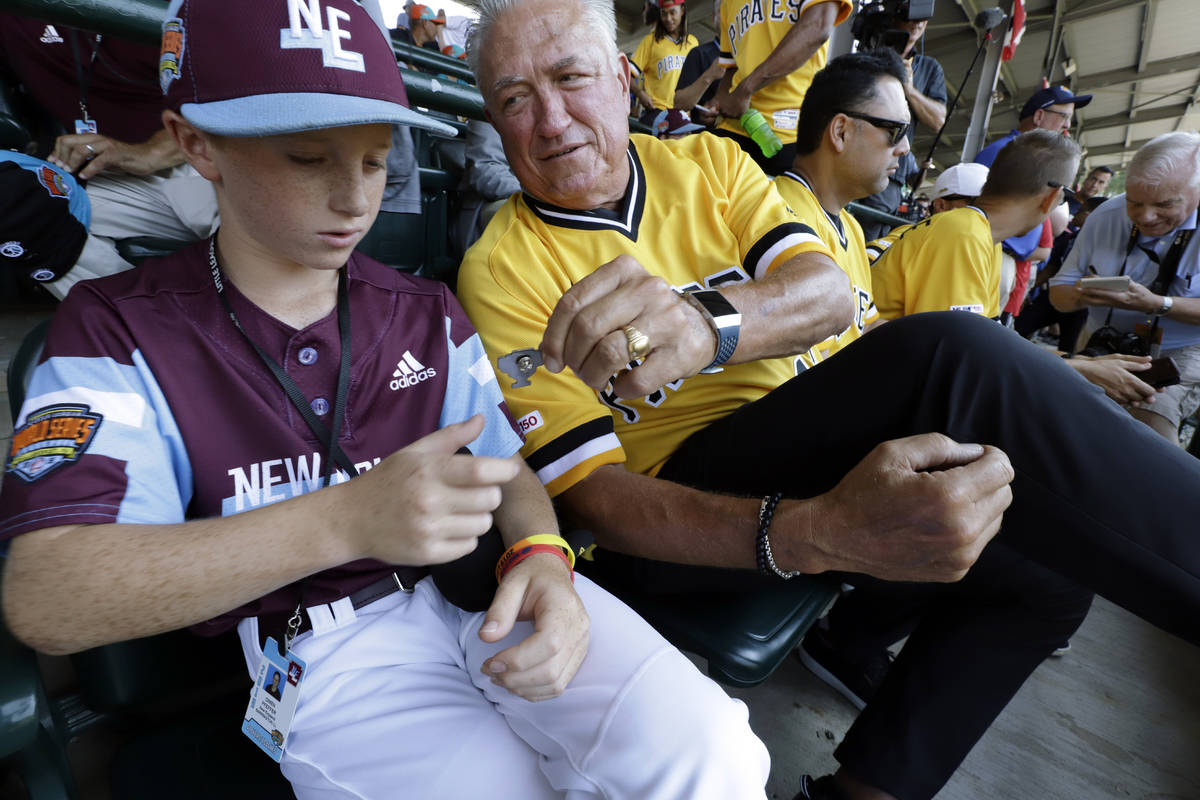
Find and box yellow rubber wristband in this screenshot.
[511,534,576,573]
[497,534,576,572]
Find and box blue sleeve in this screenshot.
[974,140,1002,167]
[2,348,193,538]
[437,307,523,461]
[1003,223,1046,261]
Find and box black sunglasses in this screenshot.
[838,110,911,146]
[1047,182,1077,202]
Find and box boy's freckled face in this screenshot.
[207,123,393,270]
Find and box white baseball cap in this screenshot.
[932,163,989,200]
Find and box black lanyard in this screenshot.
[67,29,102,125]
[208,237,358,481]
[1100,223,1195,334]
[208,238,358,654]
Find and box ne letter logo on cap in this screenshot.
[281,0,366,73]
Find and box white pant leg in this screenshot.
[237,576,768,800]
[45,164,220,299]
[459,575,771,800]
[239,580,561,800]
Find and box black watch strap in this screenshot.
[685,289,741,372]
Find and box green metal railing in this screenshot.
[846,202,910,231]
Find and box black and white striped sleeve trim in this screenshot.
[525,417,621,486]
[745,222,825,280]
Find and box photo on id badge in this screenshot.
[243,636,306,762]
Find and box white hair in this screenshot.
[1127,131,1200,192]
[466,0,620,82]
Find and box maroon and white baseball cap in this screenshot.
[159,0,456,137]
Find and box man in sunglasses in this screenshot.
[459,7,1200,797]
[852,6,948,241]
[772,48,911,369]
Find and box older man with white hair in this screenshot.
[1050,131,1200,443]
[460,2,1200,796]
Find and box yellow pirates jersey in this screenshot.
[864,222,912,264]
[630,33,699,110]
[717,0,851,144]
[871,206,1003,319]
[458,133,833,496]
[774,170,877,369]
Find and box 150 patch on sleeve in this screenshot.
[7,404,102,482]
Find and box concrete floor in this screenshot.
[2,307,1199,800]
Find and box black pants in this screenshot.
[711,127,797,176]
[1015,289,1089,353]
[583,312,1200,800]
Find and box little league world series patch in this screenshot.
[7,404,102,482]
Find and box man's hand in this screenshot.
[1074,279,1163,314]
[800,433,1014,582]
[693,102,720,126]
[344,415,520,565]
[1068,354,1158,406]
[48,130,184,180]
[479,553,589,701]
[717,83,752,119]
[540,255,717,398]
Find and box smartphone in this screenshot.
[1080,275,1132,292]
[1141,357,1181,389]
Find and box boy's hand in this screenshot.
[478,553,589,702]
[347,415,519,565]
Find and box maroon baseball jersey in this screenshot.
[0,14,166,144]
[1,241,522,633]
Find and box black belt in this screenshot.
[257,568,427,650]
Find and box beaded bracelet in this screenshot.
[495,534,576,583]
[755,492,801,580]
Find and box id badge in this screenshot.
[74,119,98,134]
[242,636,306,762]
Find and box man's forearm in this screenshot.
[1049,283,1086,312]
[905,87,945,131]
[732,2,838,101]
[1160,295,1200,325]
[141,127,187,170]
[3,484,358,655]
[494,457,562,548]
[674,74,717,110]
[723,252,854,363]
[559,464,826,572]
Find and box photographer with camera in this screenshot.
[1050,132,1200,444]
[852,0,947,239]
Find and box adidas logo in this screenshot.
[40,25,64,44]
[390,350,437,390]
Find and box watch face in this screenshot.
[686,291,739,326]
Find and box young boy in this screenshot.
[0,1,769,797]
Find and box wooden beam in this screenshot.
[1081,102,1190,134]
[1085,137,1155,159]
[1084,52,1200,90]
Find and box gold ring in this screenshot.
[623,325,651,360]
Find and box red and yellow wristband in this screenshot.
[495,534,576,583]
